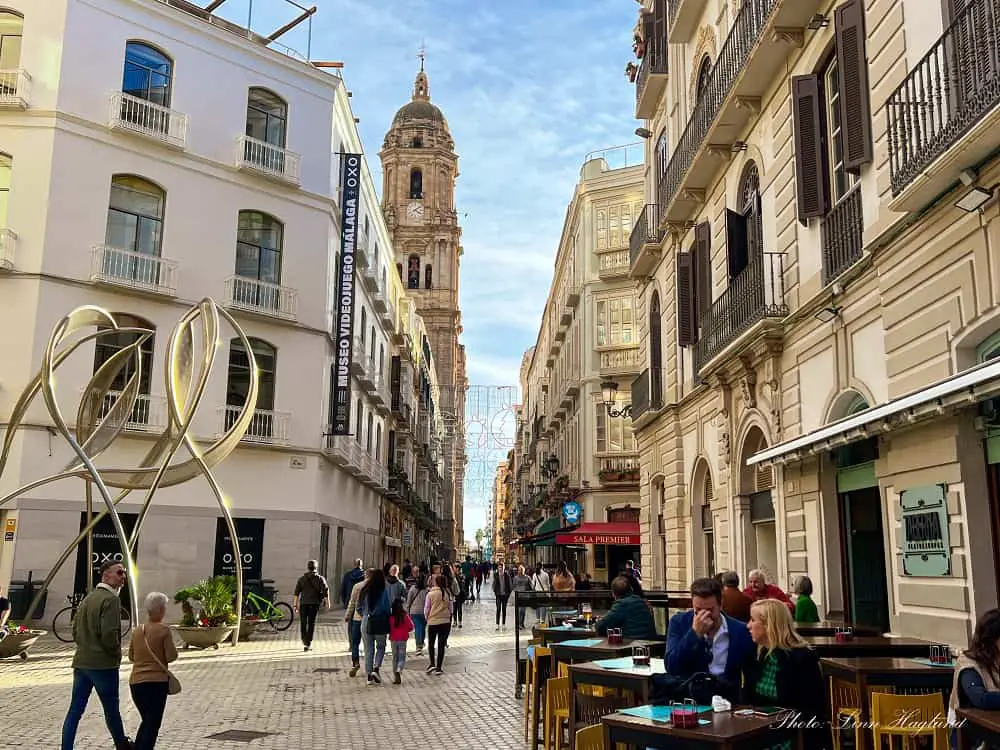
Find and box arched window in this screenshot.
[122,42,172,107]
[360,308,367,347]
[93,313,155,427]
[695,55,712,101]
[375,423,382,461]
[655,129,668,178]
[235,210,283,308]
[729,161,762,279]
[409,168,423,199]
[424,264,433,289]
[366,412,374,453]
[369,325,375,363]
[0,11,23,69]
[407,255,420,289]
[104,175,166,286]
[226,337,276,438]
[649,291,662,400]
[411,136,423,148]
[355,399,364,444]
[379,343,385,379]
[0,152,11,229]
[245,88,287,147]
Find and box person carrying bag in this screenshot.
[128,592,179,750]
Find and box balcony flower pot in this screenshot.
[0,625,46,660]
[625,62,638,83]
[172,623,236,650]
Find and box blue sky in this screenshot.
[222,0,640,538]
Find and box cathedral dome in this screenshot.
[393,99,445,124]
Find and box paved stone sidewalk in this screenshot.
[0,592,527,749]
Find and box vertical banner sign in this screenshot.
[213,517,265,581]
[332,153,363,435]
[75,511,138,609]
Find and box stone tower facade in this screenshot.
[380,65,466,556]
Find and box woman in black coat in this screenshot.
[741,599,828,749]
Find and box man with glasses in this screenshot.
[61,560,133,750]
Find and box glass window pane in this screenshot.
[259,248,280,284]
[110,179,163,218]
[235,243,260,278]
[122,61,150,98]
[266,117,286,148]
[246,109,268,140]
[136,216,161,256]
[0,34,21,69]
[106,209,138,250]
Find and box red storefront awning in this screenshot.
[555,522,640,546]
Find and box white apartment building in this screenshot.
[0,0,407,615]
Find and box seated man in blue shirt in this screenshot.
[665,577,754,701]
[595,576,658,640]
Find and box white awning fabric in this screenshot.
[746,358,1000,467]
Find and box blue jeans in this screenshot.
[364,632,386,675]
[411,614,427,649]
[62,668,128,750]
[349,620,362,666]
[391,640,407,673]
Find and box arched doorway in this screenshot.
[738,427,777,583]
[826,392,890,632]
[692,459,716,578]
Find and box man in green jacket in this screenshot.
[61,560,133,750]
[596,576,659,640]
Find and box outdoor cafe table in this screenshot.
[602,706,804,749]
[567,658,663,747]
[551,637,664,668]
[804,635,935,658]
[821,657,955,750]
[956,707,1000,749]
[795,621,881,637]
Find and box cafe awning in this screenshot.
[555,522,640,546]
[512,516,567,548]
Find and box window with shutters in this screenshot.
[823,56,858,204]
[649,291,662,387]
[596,296,636,347]
[655,129,668,178]
[727,162,761,280]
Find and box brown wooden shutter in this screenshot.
[652,0,667,65]
[792,75,829,222]
[725,209,749,279]
[677,252,697,347]
[694,221,711,320]
[835,0,874,172]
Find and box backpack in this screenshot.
[365,591,391,636]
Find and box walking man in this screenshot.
[293,560,330,652]
[340,558,365,608]
[492,562,513,631]
[61,560,133,750]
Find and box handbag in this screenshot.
[139,625,181,695]
[650,671,732,706]
[365,592,391,636]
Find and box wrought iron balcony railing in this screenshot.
[657,0,778,220]
[694,252,787,373]
[0,228,15,270]
[886,0,1000,197]
[224,275,297,320]
[820,183,863,285]
[630,367,663,422]
[629,203,666,277]
[635,47,669,119]
[0,69,30,109]
[236,134,301,185]
[219,405,291,445]
[91,245,179,296]
[108,92,188,148]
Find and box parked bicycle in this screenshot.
[52,592,132,643]
[242,588,293,632]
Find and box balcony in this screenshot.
[235,135,301,186]
[218,406,291,445]
[0,69,30,109]
[658,0,822,226]
[391,392,413,425]
[358,450,388,490]
[635,46,668,120]
[91,245,178,296]
[887,0,1000,210]
[224,275,297,320]
[88,390,168,433]
[361,263,378,292]
[599,346,643,376]
[694,253,787,375]
[629,204,665,277]
[370,374,390,413]
[380,297,395,327]
[358,358,378,391]
[595,455,641,485]
[355,230,371,269]
[0,228,15,270]
[820,183,864,285]
[630,367,663,425]
[350,336,370,378]
[372,287,389,315]
[562,279,581,308]
[597,248,630,280]
[323,434,363,470]
[108,92,188,149]
[668,0,702,43]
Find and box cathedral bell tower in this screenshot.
[380,62,466,555]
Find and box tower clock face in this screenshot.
[407,201,425,222]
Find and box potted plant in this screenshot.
[0,622,47,660]
[625,61,639,83]
[172,575,238,650]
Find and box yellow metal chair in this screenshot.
[574,724,604,750]
[870,691,948,749]
[544,676,571,750]
[524,645,551,742]
[829,677,864,750]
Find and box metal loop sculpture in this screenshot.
[0,299,260,646]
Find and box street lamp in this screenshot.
[540,454,561,480]
[601,380,632,418]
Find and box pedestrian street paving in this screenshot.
[0,591,526,749]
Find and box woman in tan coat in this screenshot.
[551,561,576,592]
[128,592,178,750]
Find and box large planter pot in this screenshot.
[0,629,46,660]
[238,619,259,642]
[171,625,235,650]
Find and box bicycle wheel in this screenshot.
[120,607,132,638]
[272,601,294,631]
[52,607,75,643]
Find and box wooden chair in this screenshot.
[524,645,551,742]
[829,677,864,750]
[574,724,604,750]
[544,676,571,750]
[870,692,948,749]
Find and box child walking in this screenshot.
[389,598,414,685]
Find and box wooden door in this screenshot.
[840,488,890,632]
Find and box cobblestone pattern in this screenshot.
[0,592,527,749]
